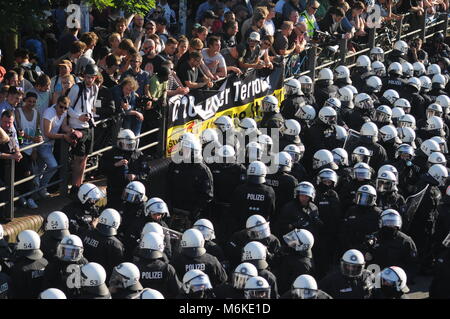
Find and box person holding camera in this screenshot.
[110,77,145,138]
[67,63,100,197]
[37,96,74,198]
[407,38,428,64]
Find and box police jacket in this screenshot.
[209,162,246,204]
[265,170,298,220]
[260,111,285,130]
[167,161,214,215]
[81,228,125,278]
[62,201,100,236]
[315,186,342,237]
[339,205,382,252]
[345,108,372,131]
[135,257,182,298]
[230,182,276,231]
[313,80,338,108]
[280,94,306,120]
[280,288,332,299]
[40,229,70,262]
[78,284,111,299]
[42,257,89,298]
[10,255,48,299]
[377,191,406,213]
[172,251,228,287]
[111,287,142,299]
[319,269,374,299]
[429,248,450,298]
[392,159,422,197]
[0,272,11,299]
[274,200,323,239]
[213,283,245,299]
[275,247,314,294]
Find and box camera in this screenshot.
[136,96,153,112]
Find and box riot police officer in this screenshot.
[259,95,285,130]
[230,161,276,232]
[193,219,226,264]
[379,125,401,161]
[171,229,227,287]
[10,230,48,299]
[135,232,182,298]
[281,274,332,299]
[81,208,125,278]
[40,211,70,261]
[77,262,111,299]
[334,65,352,89]
[213,262,258,299]
[281,79,307,120]
[351,55,373,93]
[109,262,143,299]
[385,40,408,65]
[375,170,406,213]
[314,68,339,108]
[372,266,410,299]
[62,183,106,235]
[42,234,88,299]
[177,270,216,299]
[319,249,374,299]
[299,75,316,108]
[346,93,375,131]
[214,115,240,152]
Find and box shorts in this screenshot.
[71,128,93,157]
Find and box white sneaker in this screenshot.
[26,198,38,209]
[39,190,51,199]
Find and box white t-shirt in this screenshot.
[264,20,276,36]
[201,49,226,74]
[42,106,67,145]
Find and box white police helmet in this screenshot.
[242,241,268,269]
[355,93,374,109]
[139,232,165,259]
[341,249,365,277]
[139,288,165,299]
[382,89,400,105]
[318,106,337,125]
[397,127,416,148]
[375,105,393,122]
[352,146,372,164]
[427,63,441,76]
[313,149,337,170]
[77,183,106,205]
[426,116,444,133]
[261,95,279,112]
[378,164,399,179]
[380,209,402,229]
[360,122,379,142]
[334,65,351,79]
[352,162,372,180]
[379,266,409,293]
[335,125,348,141]
[56,234,84,262]
[232,262,258,289]
[355,185,377,206]
[45,211,70,239]
[284,78,302,95]
[420,75,432,92]
[284,144,303,163]
[413,62,426,77]
[122,181,146,204]
[431,136,448,154]
[426,103,443,119]
[407,76,421,91]
[182,270,212,293]
[80,262,107,288]
[376,170,398,193]
[299,75,313,94]
[435,95,450,114]
[292,274,318,299]
[338,87,354,103]
[366,76,383,92]
[356,55,371,68]
[283,228,314,252]
[388,62,402,76]
[200,128,220,145]
[39,288,67,299]
[295,104,316,121]
[246,215,271,240]
[281,119,301,136]
[16,230,42,260]
[246,142,263,162]
[274,151,293,172]
[181,228,206,257]
[144,197,170,218]
[421,139,441,156]
[244,276,271,299]
[247,161,267,184]
[394,40,408,54]
[214,115,234,132]
[332,148,349,166]
[317,168,338,186]
[193,218,216,241]
[258,134,273,155]
[432,74,446,89]
[239,118,260,136]
[398,114,416,129]
[141,222,164,239]
[401,62,413,77]
[318,68,334,83]
[295,181,316,201]
[345,85,358,95]
[393,98,411,114]
[109,262,143,291]
[370,47,384,62]
[117,129,137,151]
[96,208,121,236]
[428,164,448,186]
[379,125,401,143]
[372,61,386,77]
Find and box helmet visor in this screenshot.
[283,230,309,251]
[248,223,271,240]
[193,225,215,241]
[354,168,371,180]
[292,288,318,299]
[341,261,364,277]
[370,53,384,62]
[301,83,312,94]
[109,268,126,289]
[188,276,212,292]
[244,288,271,299]
[233,272,252,289]
[121,188,144,204]
[83,187,106,205]
[118,138,137,151]
[382,217,401,228]
[359,99,374,109]
[56,244,83,262]
[376,179,394,192]
[374,111,390,122]
[356,192,375,206]
[352,153,370,164]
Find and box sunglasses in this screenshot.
[59,105,69,110]
[312,6,319,10]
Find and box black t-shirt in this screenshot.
[237,43,261,65]
[141,55,157,72]
[176,60,199,86]
[273,30,289,55]
[152,52,172,74]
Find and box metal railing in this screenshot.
[1,115,164,221]
[286,10,450,79]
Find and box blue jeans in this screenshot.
[36,143,58,190]
[122,114,143,137]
